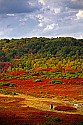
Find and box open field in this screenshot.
[0,70,83,125]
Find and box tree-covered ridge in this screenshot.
[0,37,83,62]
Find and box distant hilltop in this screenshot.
[0,37,83,62]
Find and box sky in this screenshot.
[0,0,83,39]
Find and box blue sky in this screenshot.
[0,0,83,39]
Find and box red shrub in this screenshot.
[54,106,77,111]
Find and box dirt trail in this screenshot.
[0,93,83,115]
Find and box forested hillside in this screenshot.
[0,37,83,74]
[0,37,83,61]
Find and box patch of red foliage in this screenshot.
[7,70,29,76]
[0,75,83,125]
[0,107,83,125]
[60,78,83,85]
[54,106,77,111]
[0,96,25,108]
[0,77,83,99]
[34,68,53,72]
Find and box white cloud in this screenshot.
[19,17,28,25]
[0,0,83,39]
[76,10,83,19]
[36,14,50,26]
[71,0,77,2]
[6,14,15,17]
[51,7,60,14]
[38,22,43,27]
[36,14,43,21]
[44,23,55,31]
[38,0,46,5]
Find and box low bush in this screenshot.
[0,82,15,87]
[54,106,77,111]
[11,90,17,95]
[29,113,34,117]
[53,117,61,122]
[0,88,9,95]
[34,79,42,82]
[0,88,17,95]
[50,80,56,84]
[38,86,43,88]
[50,79,62,84]
[43,115,61,125]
